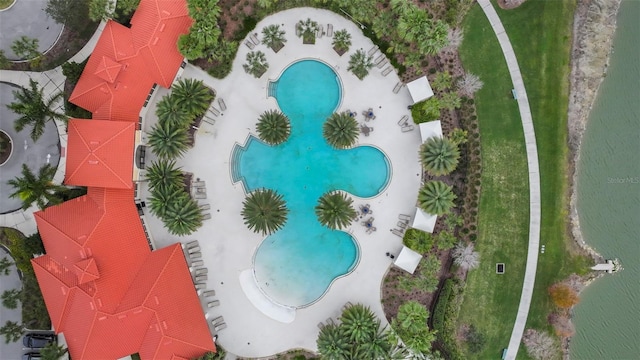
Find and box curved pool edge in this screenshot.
[239,269,296,323]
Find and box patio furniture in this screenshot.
[193,181,205,187]
[194,192,207,199]
[397,221,407,229]
[195,274,208,282]
[214,323,227,332]
[195,283,206,290]
[207,300,220,308]
[401,124,415,132]
[189,252,202,259]
[211,316,224,326]
[382,66,393,76]
[194,268,208,275]
[250,33,259,45]
[187,246,200,253]
[203,290,216,298]
[200,204,211,210]
[366,226,377,234]
[398,115,409,126]
[244,41,254,49]
[393,82,403,94]
[326,24,333,37]
[202,213,212,220]
[208,107,220,117]
[359,124,372,136]
[317,25,324,38]
[374,54,385,65]
[186,240,199,248]
[359,204,372,217]
[391,228,404,237]
[191,260,204,267]
[361,217,374,228]
[342,301,353,310]
[368,45,378,56]
[218,98,227,111]
[317,322,325,329]
[377,59,388,69]
[202,117,215,125]
[399,214,411,221]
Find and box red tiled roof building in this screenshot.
[32,0,214,359]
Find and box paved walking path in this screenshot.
[477,1,541,358]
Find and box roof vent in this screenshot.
[159,23,166,32]
[88,160,99,165]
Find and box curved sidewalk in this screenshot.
[477,1,541,359]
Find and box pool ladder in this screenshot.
[267,81,278,98]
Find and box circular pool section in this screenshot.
[239,60,390,307]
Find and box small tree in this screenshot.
[548,283,580,309]
[296,18,318,44]
[0,320,24,343]
[418,181,456,215]
[261,24,286,52]
[452,242,480,270]
[315,191,357,230]
[411,97,441,123]
[171,78,214,119]
[402,228,434,254]
[449,128,468,146]
[8,79,66,142]
[145,159,183,191]
[432,71,452,91]
[435,230,457,251]
[8,164,66,210]
[256,110,290,145]
[439,92,462,110]
[88,0,115,21]
[323,112,359,149]
[457,73,484,96]
[241,188,289,235]
[45,0,90,32]
[420,136,460,176]
[163,193,203,236]
[11,36,40,61]
[347,49,374,80]
[1,289,21,309]
[243,51,269,78]
[40,342,68,360]
[392,301,436,354]
[522,329,559,360]
[332,29,352,56]
[0,257,13,276]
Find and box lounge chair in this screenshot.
[214,323,227,332]
[399,214,411,221]
[193,181,205,187]
[188,246,200,253]
[317,25,324,38]
[393,82,403,94]
[377,59,388,69]
[186,240,199,248]
[195,283,206,290]
[195,274,208,282]
[207,300,220,308]
[244,41,254,50]
[202,117,215,125]
[194,192,207,199]
[202,213,211,220]
[382,66,393,76]
[203,290,216,298]
[342,301,353,311]
[398,115,409,126]
[191,260,204,267]
[317,322,325,329]
[218,98,227,111]
[208,107,220,116]
[211,316,224,326]
[366,226,377,234]
[397,221,407,229]
[326,24,333,37]
[368,45,378,56]
[190,252,202,259]
[194,268,208,275]
[391,228,404,237]
[250,33,260,45]
[401,124,415,132]
[374,54,385,65]
[199,204,211,210]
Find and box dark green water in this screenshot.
[572,1,640,358]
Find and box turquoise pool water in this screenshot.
[236,59,390,307]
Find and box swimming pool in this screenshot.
[235,59,390,307]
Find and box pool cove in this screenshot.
[234,59,390,307]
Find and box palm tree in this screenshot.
[347,49,374,80]
[391,301,435,354]
[261,24,286,52]
[7,79,66,142]
[332,29,352,55]
[340,303,378,343]
[360,326,392,359]
[402,228,434,254]
[155,94,192,127]
[148,121,189,159]
[145,159,183,190]
[323,112,359,149]
[316,323,349,360]
[1,289,20,309]
[0,257,13,276]
[452,242,480,270]
[0,320,24,343]
[256,110,290,145]
[419,136,460,176]
[315,191,356,230]
[40,342,68,360]
[163,194,203,236]
[171,78,214,118]
[8,164,66,210]
[148,185,183,219]
[241,188,288,235]
[296,18,318,44]
[243,51,269,78]
[418,181,456,215]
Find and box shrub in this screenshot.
[411,97,441,124]
[548,283,580,309]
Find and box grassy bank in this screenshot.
[457,0,590,358]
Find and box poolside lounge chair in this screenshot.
[382,66,393,76]
[250,33,260,45]
[326,24,333,37]
[218,98,227,111]
[401,124,415,132]
[190,252,202,259]
[317,25,324,38]
[208,107,220,117]
[374,54,385,65]
[377,59,388,69]
[194,192,207,199]
[186,240,199,248]
[200,204,211,210]
[366,226,377,234]
[193,181,205,187]
[398,115,409,126]
[203,290,216,298]
[317,322,325,329]
[202,117,215,125]
[195,274,208,282]
[188,246,200,253]
[195,283,206,290]
[399,214,411,221]
[391,228,404,237]
[211,316,224,326]
[397,221,407,229]
[207,300,220,308]
[244,40,254,50]
[194,268,208,276]
[191,260,204,267]
[342,301,353,311]
[368,45,378,56]
[393,82,403,94]
[214,323,227,332]
[202,213,212,220]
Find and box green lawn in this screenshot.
[457,0,590,359]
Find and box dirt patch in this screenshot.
[497,0,528,10]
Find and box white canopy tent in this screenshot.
[406,76,434,104]
[411,207,438,233]
[419,120,443,142]
[394,246,423,274]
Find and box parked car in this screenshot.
[22,333,56,349]
[22,352,42,360]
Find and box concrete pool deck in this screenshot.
[142,8,424,357]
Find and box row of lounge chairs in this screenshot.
[244,33,260,49]
[390,214,412,237]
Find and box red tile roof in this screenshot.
[65,119,136,189]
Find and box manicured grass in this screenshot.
[457,0,590,359]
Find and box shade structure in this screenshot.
[394,246,423,274]
[419,120,443,142]
[406,76,434,104]
[411,207,438,233]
